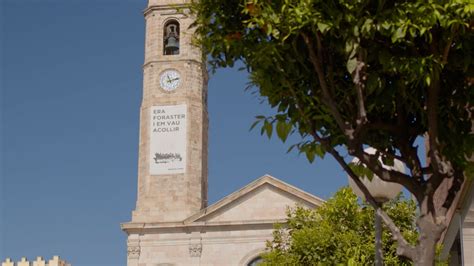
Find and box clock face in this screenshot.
[160,70,181,91]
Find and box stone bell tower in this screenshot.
[130,0,208,223]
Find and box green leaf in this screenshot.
[361,19,374,36]
[305,148,315,163]
[317,22,331,33]
[249,120,261,131]
[347,57,358,74]
[391,26,406,43]
[276,120,291,142]
[348,162,374,181]
[314,144,325,158]
[264,120,273,139]
[425,75,431,86]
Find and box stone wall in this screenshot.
[2,256,70,266]
[126,224,272,266]
[132,0,208,224]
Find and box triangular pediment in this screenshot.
[185,175,324,224]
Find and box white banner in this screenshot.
[149,104,187,175]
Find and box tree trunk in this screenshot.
[413,237,437,266]
[413,215,443,266]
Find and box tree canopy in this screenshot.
[262,188,426,265]
[191,0,473,264]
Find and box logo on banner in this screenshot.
[153,153,183,164]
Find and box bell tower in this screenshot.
[131,0,208,223]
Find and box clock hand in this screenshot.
[167,75,172,84]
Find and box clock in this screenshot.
[159,69,181,91]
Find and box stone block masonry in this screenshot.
[131,0,208,224]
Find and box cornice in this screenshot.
[143,59,203,69]
[137,235,272,246]
[143,4,190,17]
[121,219,286,233]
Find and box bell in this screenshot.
[165,36,179,55]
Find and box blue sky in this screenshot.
[1,1,347,265]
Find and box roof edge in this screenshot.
[184,174,325,224]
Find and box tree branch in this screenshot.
[318,140,417,260]
[282,67,417,261]
[427,73,441,179]
[442,32,455,65]
[327,49,336,97]
[397,132,424,184]
[441,169,464,216]
[301,32,352,137]
[353,148,423,201]
[353,51,368,126]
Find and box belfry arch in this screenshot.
[163,19,180,55]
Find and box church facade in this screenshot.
[122,175,323,265]
[120,0,324,265]
[119,1,474,265]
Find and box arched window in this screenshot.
[247,256,263,266]
[163,20,180,55]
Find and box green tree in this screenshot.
[261,188,437,266]
[191,0,473,264]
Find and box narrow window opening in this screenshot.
[163,20,180,55]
